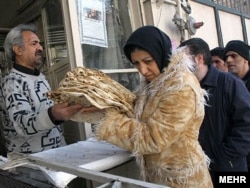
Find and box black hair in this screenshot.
[210,47,225,60]
[179,38,212,66]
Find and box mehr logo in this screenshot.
[219,176,246,184]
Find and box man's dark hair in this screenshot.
[210,47,225,60]
[179,38,212,65]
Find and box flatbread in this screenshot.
[47,67,136,123]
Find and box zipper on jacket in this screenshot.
[229,161,233,168]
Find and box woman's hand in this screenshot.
[80,106,102,113]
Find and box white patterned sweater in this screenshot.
[0,64,65,153]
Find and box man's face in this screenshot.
[211,55,228,72]
[15,31,43,69]
[224,50,249,78]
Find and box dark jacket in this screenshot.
[199,65,250,172]
[241,69,250,169]
[242,69,250,92]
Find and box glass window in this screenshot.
[209,0,250,14]
[41,0,71,89]
[76,0,139,91]
[43,0,68,66]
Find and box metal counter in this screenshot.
[0,138,168,188]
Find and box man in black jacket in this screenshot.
[179,38,250,185]
[224,40,250,171]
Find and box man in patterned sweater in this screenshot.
[0,23,82,155]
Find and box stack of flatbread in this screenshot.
[47,67,136,123]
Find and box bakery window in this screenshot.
[76,0,140,91]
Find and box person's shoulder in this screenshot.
[217,70,241,83]
[39,72,46,77]
[217,71,248,94]
[1,70,13,81]
[1,69,24,84]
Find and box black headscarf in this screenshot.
[123,25,172,72]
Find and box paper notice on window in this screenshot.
[77,0,108,48]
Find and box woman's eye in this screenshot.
[145,59,153,64]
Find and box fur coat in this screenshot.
[95,51,213,187]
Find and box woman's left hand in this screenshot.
[80,106,102,113]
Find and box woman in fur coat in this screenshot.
[83,26,213,187]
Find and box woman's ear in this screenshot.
[12,45,22,55]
